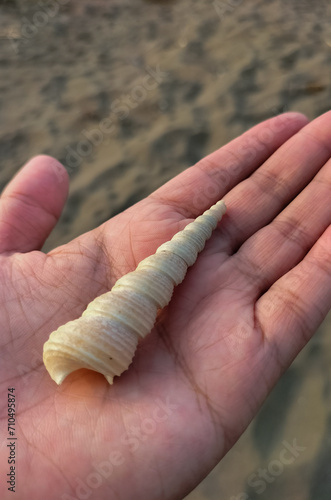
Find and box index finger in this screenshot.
[150,112,308,218]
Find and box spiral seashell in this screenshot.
[43,200,226,385]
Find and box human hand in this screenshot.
[1,111,330,500]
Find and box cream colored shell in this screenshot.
[43,200,226,385]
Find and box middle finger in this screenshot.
[219,111,331,254]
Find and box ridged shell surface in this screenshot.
[43,200,226,384]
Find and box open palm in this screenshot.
[1,111,331,500]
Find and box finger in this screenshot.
[231,153,331,294]
[256,223,331,367]
[219,110,331,253]
[0,155,69,253]
[150,112,308,217]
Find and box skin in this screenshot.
[0,111,331,500]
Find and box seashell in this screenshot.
[43,200,227,385]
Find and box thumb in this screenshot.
[0,155,69,253]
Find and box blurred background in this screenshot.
[0,0,331,498]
